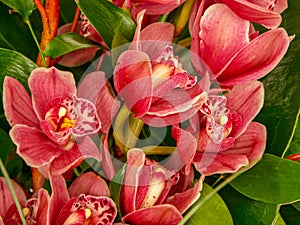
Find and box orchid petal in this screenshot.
[199,4,250,76]
[226,81,264,138]
[225,122,266,166]
[121,149,145,215]
[165,175,204,213]
[217,28,291,86]
[68,172,110,198]
[134,0,185,15]
[114,50,152,117]
[49,175,70,225]
[77,71,120,134]
[221,0,285,28]
[3,76,39,127]
[122,204,182,225]
[35,189,51,225]
[29,67,76,120]
[0,177,26,219]
[100,134,116,180]
[10,125,62,167]
[55,198,76,225]
[50,136,101,176]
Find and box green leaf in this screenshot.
[187,183,233,225]
[0,128,12,165]
[0,48,37,92]
[273,213,286,225]
[0,3,39,60]
[256,0,300,156]
[0,0,35,21]
[77,0,136,48]
[285,112,300,157]
[219,185,277,225]
[231,154,300,204]
[44,32,101,58]
[292,202,300,212]
[280,204,300,225]
[60,0,77,24]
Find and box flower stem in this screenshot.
[0,158,27,225]
[159,14,168,22]
[142,146,176,155]
[175,0,195,36]
[26,20,47,67]
[179,159,259,225]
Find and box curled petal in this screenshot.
[68,172,110,198]
[3,76,39,127]
[10,125,62,167]
[217,28,291,86]
[29,67,76,120]
[122,204,182,225]
[220,0,286,29]
[114,50,153,117]
[226,81,264,138]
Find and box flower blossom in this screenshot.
[3,67,102,176]
[190,3,292,87]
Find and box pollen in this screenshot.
[22,207,30,217]
[58,107,67,118]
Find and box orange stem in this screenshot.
[31,168,45,192]
[70,7,81,33]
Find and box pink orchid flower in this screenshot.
[131,0,186,15]
[192,81,266,175]
[190,3,291,87]
[3,67,102,176]
[217,0,288,29]
[119,148,204,225]
[114,16,207,127]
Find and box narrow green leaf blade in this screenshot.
[0,0,35,21]
[77,0,136,48]
[220,185,277,225]
[44,33,100,58]
[187,183,233,225]
[0,48,37,92]
[231,154,300,204]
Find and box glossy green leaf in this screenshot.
[0,3,39,60]
[273,213,286,225]
[0,48,37,92]
[0,128,12,164]
[60,0,77,24]
[77,0,136,48]
[256,0,300,156]
[292,202,300,212]
[187,183,233,225]
[231,154,300,204]
[0,0,35,21]
[220,185,277,225]
[44,33,101,58]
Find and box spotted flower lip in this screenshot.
[3,67,102,176]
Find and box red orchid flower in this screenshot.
[192,81,266,175]
[218,0,288,29]
[119,148,204,225]
[3,67,102,177]
[190,3,292,87]
[114,17,207,127]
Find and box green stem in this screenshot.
[142,146,176,155]
[124,114,144,152]
[179,160,259,225]
[159,14,168,22]
[26,20,47,67]
[211,174,225,188]
[0,158,27,225]
[281,109,300,158]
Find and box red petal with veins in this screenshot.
[217,28,291,86]
[29,67,76,120]
[165,176,204,213]
[10,125,62,167]
[3,76,39,127]
[50,136,101,176]
[220,0,286,28]
[0,177,26,219]
[199,4,250,77]
[35,189,50,225]
[122,204,182,225]
[100,134,116,180]
[133,0,185,15]
[77,71,120,134]
[68,172,110,198]
[114,50,153,117]
[226,81,264,138]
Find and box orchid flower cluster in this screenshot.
[0,0,297,224]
